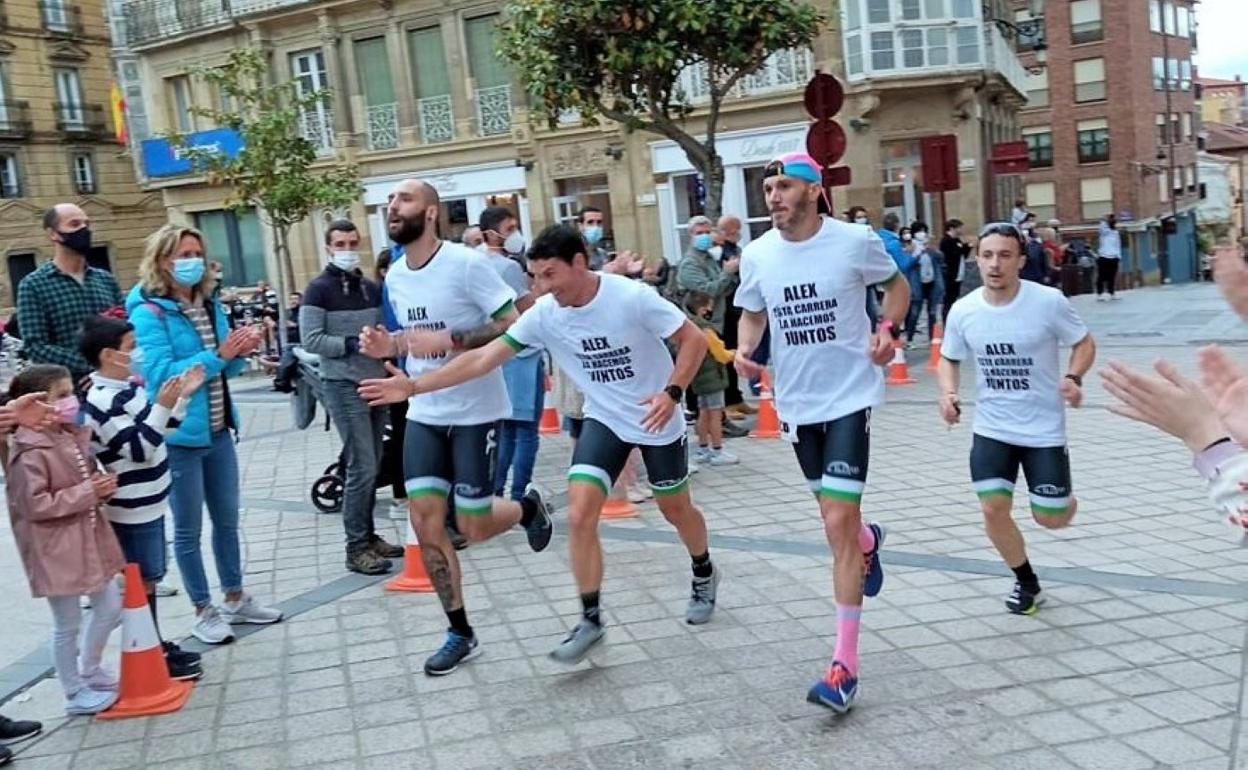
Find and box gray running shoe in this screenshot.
[549,618,606,664]
[686,568,720,625]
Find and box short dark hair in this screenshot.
[375,249,392,282]
[528,223,588,265]
[684,291,713,314]
[945,218,963,232]
[479,206,516,234]
[576,206,603,224]
[910,221,928,234]
[324,219,357,245]
[881,212,901,231]
[847,206,867,219]
[9,364,71,401]
[41,207,60,231]
[79,315,134,369]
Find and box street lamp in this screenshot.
[983,0,1048,72]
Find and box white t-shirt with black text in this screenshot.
[941,281,1089,447]
[383,242,516,426]
[503,273,687,446]
[735,215,900,432]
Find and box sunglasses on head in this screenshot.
[978,222,1023,239]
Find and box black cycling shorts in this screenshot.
[402,420,497,516]
[970,434,1073,515]
[568,419,689,497]
[792,408,871,502]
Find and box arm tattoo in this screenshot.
[450,322,504,351]
[422,544,457,611]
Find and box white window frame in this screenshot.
[54,68,83,128]
[0,154,19,198]
[1080,177,1113,221]
[72,152,94,194]
[1073,58,1106,103]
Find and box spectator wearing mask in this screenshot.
[300,219,404,575]
[461,226,485,250]
[1011,199,1029,226]
[904,222,945,343]
[940,218,973,323]
[577,207,609,270]
[847,206,870,226]
[17,204,123,387]
[1096,213,1122,301]
[713,215,753,419]
[480,206,528,270]
[676,216,740,333]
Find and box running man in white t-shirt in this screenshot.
[734,152,910,714]
[357,179,554,678]
[938,222,1096,615]
[361,223,718,665]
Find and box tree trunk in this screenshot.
[701,152,726,221]
[271,223,292,350]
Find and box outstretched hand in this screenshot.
[1100,359,1225,451]
[358,362,416,406]
[1198,345,1248,446]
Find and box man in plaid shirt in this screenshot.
[17,204,123,383]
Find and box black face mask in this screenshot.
[58,226,91,256]
[389,214,426,246]
[699,310,713,320]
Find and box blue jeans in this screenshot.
[110,517,167,584]
[167,430,242,609]
[322,379,386,553]
[494,420,540,500]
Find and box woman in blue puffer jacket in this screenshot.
[126,223,283,645]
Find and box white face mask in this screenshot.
[504,230,527,255]
[708,245,724,260]
[854,216,869,225]
[331,250,360,272]
[914,232,929,245]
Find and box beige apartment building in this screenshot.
[0,0,166,311]
[115,0,1028,287]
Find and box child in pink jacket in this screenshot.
[5,364,124,715]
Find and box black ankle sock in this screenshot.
[147,592,162,639]
[519,496,538,527]
[446,607,473,638]
[1011,560,1040,593]
[581,591,602,626]
[691,551,713,579]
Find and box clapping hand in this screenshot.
[1100,359,1226,452]
[358,362,417,406]
[1198,345,1248,446]
[0,392,54,433]
[90,473,118,501]
[359,325,396,359]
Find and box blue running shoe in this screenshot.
[423,631,481,676]
[863,522,886,598]
[806,661,858,713]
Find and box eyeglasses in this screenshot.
[977,222,1023,239]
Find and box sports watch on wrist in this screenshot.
[664,384,684,404]
[1064,373,1083,387]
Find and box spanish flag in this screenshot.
[110,83,127,145]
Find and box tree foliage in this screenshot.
[498,0,823,220]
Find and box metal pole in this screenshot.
[1162,21,1177,282]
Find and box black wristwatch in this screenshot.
[1064,373,1083,387]
[664,384,684,404]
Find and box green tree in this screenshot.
[498,0,823,221]
[175,48,361,345]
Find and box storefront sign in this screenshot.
[650,123,809,173]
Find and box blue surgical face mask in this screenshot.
[692,233,713,252]
[172,256,205,287]
[583,225,603,245]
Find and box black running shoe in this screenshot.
[1005,581,1045,615]
[424,631,481,676]
[162,641,203,681]
[522,483,554,553]
[0,714,41,745]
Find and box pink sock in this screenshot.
[832,604,862,676]
[857,523,876,553]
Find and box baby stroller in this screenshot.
[289,347,398,514]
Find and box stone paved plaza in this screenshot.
[2,282,1248,769]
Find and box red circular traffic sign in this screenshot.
[803,73,845,120]
[805,119,847,167]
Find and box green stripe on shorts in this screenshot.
[568,464,611,495]
[820,488,863,503]
[650,477,689,497]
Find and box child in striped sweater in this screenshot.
[79,315,205,681]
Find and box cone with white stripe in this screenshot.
[885,338,916,385]
[926,322,944,372]
[97,564,193,720]
[385,515,435,593]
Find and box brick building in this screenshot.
[1198,76,1247,126]
[1014,0,1200,285]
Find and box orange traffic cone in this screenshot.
[539,376,561,435]
[927,323,944,372]
[601,462,640,519]
[885,339,916,385]
[385,517,435,592]
[97,564,193,721]
[750,371,781,439]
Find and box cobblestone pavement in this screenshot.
[3,282,1248,769]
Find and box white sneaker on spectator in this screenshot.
[64,687,118,716]
[707,448,740,466]
[693,446,713,464]
[82,667,118,691]
[221,594,283,625]
[192,605,235,644]
[155,582,179,597]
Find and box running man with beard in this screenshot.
[734,152,910,713]
[362,223,719,665]
[938,222,1095,616]
[359,179,553,676]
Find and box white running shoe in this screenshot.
[221,594,283,625]
[155,582,179,597]
[707,448,740,466]
[192,605,235,644]
[64,687,118,716]
[82,667,118,691]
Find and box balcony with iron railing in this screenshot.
[676,48,815,105]
[0,101,32,139]
[364,102,399,151]
[122,0,316,46]
[54,102,106,137]
[417,95,455,144]
[297,107,334,154]
[39,1,83,36]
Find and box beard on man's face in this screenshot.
[388,213,426,245]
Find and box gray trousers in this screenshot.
[323,378,386,553]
